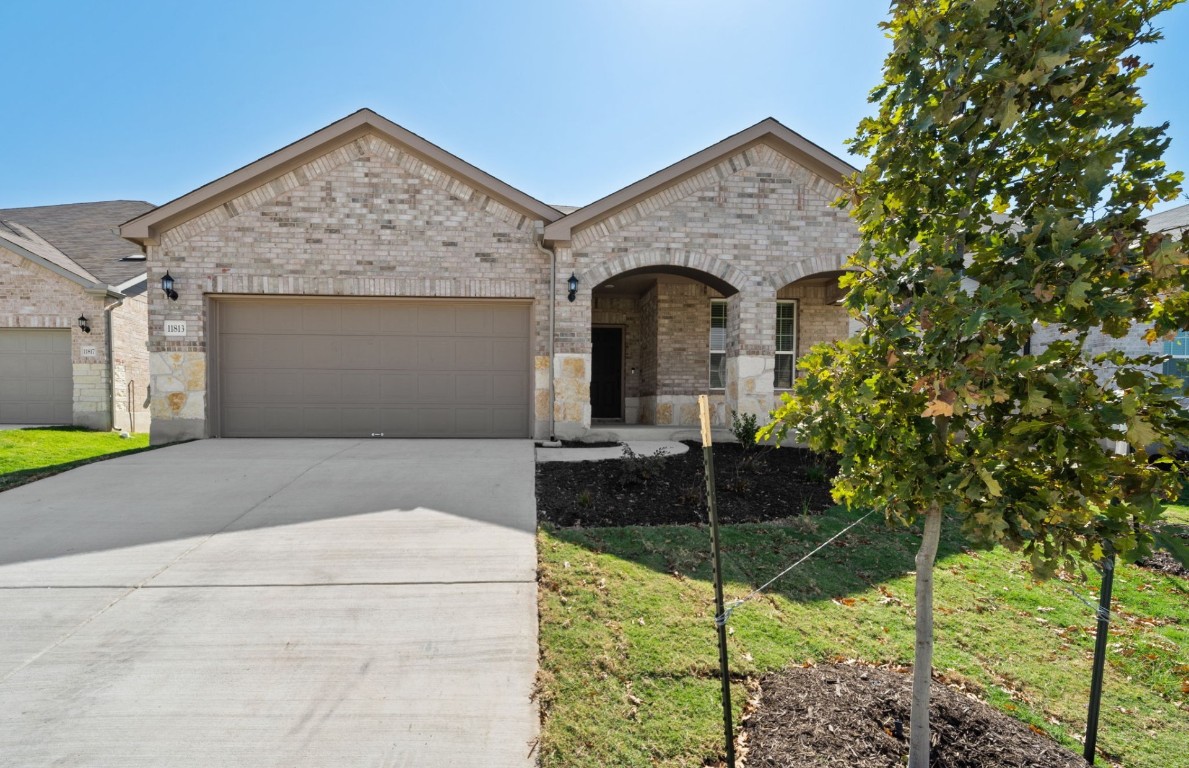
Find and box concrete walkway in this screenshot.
[0,439,538,767]
[535,440,690,462]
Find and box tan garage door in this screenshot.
[0,329,72,424]
[215,298,531,438]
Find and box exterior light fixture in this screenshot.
[567,273,579,303]
[77,314,91,333]
[161,271,178,301]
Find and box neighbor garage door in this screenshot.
[0,329,72,424]
[215,298,531,438]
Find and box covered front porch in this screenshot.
[582,265,851,432]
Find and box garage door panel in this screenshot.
[379,408,417,435]
[416,307,456,336]
[342,372,380,402]
[301,372,343,403]
[418,338,455,369]
[340,304,380,333]
[379,373,418,401]
[418,373,455,403]
[417,408,456,435]
[456,374,492,402]
[455,407,493,434]
[491,339,529,370]
[455,339,493,368]
[492,373,527,403]
[491,307,528,337]
[301,304,343,333]
[339,337,380,368]
[0,329,72,425]
[379,305,421,334]
[454,307,491,335]
[218,300,529,437]
[379,338,419,369]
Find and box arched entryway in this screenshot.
[588,262,741,427]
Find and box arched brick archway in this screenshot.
[770,253,854,291]
[581,250,753,295]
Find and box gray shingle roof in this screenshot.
[1147,202,1189,235]
[0,200,153,285]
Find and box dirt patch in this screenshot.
[536,442,837,527]
[741,662,1085,768]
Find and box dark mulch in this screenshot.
[536,441,837,527]
[741,662,1085,768]
[1136,549,1189,578]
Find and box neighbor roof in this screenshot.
[121,108,563,246]
[0,200,153,285]
[543,117,858,243]
[1147,203,1189,235]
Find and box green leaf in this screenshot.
[977,466,1002,498]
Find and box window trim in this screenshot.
[709,299,727,390]
[774,299,798,390]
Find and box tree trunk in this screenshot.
[908,502,943,768]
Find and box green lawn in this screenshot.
[536,508,1189,768]
[0,427,152,491]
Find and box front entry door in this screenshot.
[590,327,623,420]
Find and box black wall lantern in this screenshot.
[77,314,91,334]
[567,273,579,303]
[161,271,178,301]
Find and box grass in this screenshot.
[0,427,152,491]
[536,507,1189,768]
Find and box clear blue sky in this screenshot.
[2,1,1187,212]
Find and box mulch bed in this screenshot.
[536,441,837,527]
[740,662,1086,768]
[1136,548,1189,578]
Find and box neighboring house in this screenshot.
[119,109,860,444]
[1,201,154,432]
[1148,202,1189,382]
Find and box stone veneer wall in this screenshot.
[146,133,554,443]
[553,142,860,433]
[0,245,113,429]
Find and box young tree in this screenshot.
[761,2,1189,765]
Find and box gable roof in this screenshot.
[121,109,564,246]
[543,118,858,243]
[0,200,153,285]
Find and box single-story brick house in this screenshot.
[119,109,862,444]
[1,201,154,431]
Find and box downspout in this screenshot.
[534,234,558,441]
[103,294,124,432]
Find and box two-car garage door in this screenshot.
[215,298,531,438]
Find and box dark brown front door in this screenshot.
[590,327,623,420]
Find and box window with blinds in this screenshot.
[710,300,727,389]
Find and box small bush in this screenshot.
[730,410,761,448]
[618,444,671,487]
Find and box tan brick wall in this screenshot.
[147,133,554,442]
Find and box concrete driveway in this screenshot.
[0,439,538,767]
